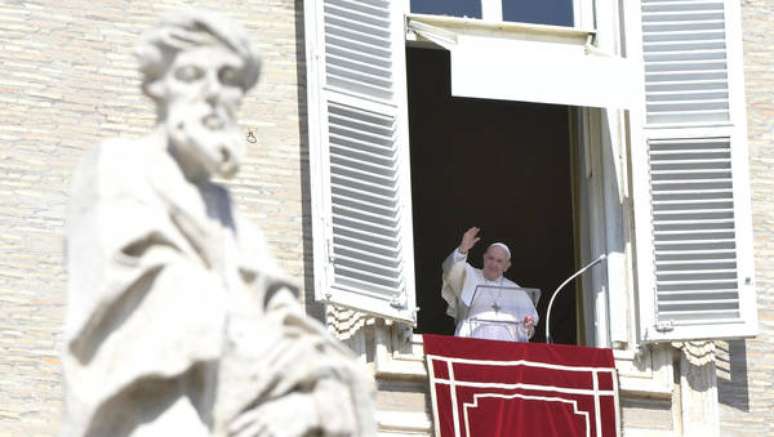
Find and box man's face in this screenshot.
[482,246,511,281]
[154,45,246,180]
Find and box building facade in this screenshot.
[0,0,771,436]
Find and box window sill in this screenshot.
[372,322,674,396]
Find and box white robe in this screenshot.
[441,249,539,342]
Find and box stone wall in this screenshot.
[0,1,310,435]
[716,0,774,435]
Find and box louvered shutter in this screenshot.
[641,0,730,125]
[304,0,417,323]
[630,0,757,341]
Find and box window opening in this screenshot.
[406,47,578,344]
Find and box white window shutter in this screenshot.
[304,0,417,323]
[630,0,757,342]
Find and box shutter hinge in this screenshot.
[655,320,674,333]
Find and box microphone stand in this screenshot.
[545,254,607,344]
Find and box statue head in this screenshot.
[136,10,261,181]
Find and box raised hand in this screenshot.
[459,226,481,255]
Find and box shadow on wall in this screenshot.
[716,340,750,412]
[294,0,325,323]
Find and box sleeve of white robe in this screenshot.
[440,248,469,319]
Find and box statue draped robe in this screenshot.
[62,136,374,437]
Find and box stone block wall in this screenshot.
[717,0,774,435]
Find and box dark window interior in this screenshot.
[406,47,578,344]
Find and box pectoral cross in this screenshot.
[491,302,501,312]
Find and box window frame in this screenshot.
[404,9,636,349]
[405,0,596,30]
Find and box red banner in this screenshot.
[424,334,619,437]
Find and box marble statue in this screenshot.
[62,10,376,437]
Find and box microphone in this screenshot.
[544,254,607,344]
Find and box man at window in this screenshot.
[441,227,538,342]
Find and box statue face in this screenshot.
[153,45,247,180]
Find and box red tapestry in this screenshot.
[423,334,619,437]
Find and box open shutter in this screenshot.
[629,0,757,341]
[304,0,416,323]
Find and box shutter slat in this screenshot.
[328,0,389,15]
[656,259,735,266]
[655,279,737,286]
[331,163,397,188]
[333,242,401,265]
[655,227,735,234]
[657,288,737,296]
[331,142,398,168]
[334,275,401,297]
[331,194,397,219]
[655,309,739,318]
[335,264,402,288]
[333,203,399,227]
[657,268,737,275]
[334,253,402,278]
[654,215,733,222]
[659,299,738,307]
[325,4,389,27]
[334,234,399,258]
[645,49,726,59]
[328,53,392,78]
[332,208,400,234]
[655,248,735,255]
[324,11,390,37]
[327,45,391,69]
[332,222,400,251]
[647,91,729,101]
[653,239,734,246]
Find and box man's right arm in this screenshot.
[443,226,480,275]
[442,247,468,276]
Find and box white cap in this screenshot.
[487,242,511,259]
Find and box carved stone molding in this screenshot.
[677,345,720,437]
[326,305,369,341]
[672,341,716,367]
